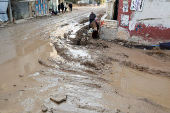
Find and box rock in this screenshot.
[50,93,67,104]
[19,75,24,77]
[128,105,131,109]
[58,36,61,39]
[116,109,121,113]
[64,33,67,38]
[19,90,25,91]
[41,105,48,112]
[13,85,16,87]
[68,31,71,35]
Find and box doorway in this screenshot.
[113,0,119,20]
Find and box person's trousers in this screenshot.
[62,8,64,13]
[92,30,98,39]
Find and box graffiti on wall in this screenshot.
[123,1,128,12]
[130,0,145,11]
[121,15,129,26]
[36,0,48,15]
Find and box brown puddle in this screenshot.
[0,8,170,112]
[0,38,57,95]
[103,62,170,109]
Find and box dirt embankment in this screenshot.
[37,14,170,113]
[47,20,170,79]
[96,39,170,78]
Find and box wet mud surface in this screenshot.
[0,6,170,113]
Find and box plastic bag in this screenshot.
[88,28,94,34]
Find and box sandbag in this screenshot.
[160,42,170,50]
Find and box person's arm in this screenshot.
[90,22,93,28]
[89,15,91,21]
[97,22,99,29]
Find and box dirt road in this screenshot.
[0,5,170,113]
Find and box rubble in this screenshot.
[19,75,24,77]
[38,59,56,68]
[50,93,67,104]
[41,105,48,112]
[64,33,68,38]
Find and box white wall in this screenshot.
[106,1,115,20]
[130,0,170,29]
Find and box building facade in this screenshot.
[101,0,170,44]
[0,0,50,22]
[35,0,48,16]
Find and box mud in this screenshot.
[146,51,170,61]
[44,22,170,113]
[119,60,170,78]
[79,18,89,24]
[53,37,112,74]
[38,59,56,68]
[112,39,154,50]
[61,23,69,27]
[0,5,170,113]
[71,25,90,45]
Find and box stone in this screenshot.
[50,93,67,104]
[19,75,24,77]
[64,33,67,38]
[41,105,48,112]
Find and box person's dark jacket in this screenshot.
[89,13,96,23]
[61,2,64,9]
[69,4,72,8]
[58,5,60,10]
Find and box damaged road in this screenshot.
[0,5,170,113]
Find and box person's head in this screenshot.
[91,12,93,14]
[95,17,98,21]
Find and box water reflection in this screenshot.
[107,62,170,109]
[0,39,55,93]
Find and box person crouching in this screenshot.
[90,17,99,39]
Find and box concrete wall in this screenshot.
[117,0,170,44]
[12,2,29,19]
[100,14,118,40]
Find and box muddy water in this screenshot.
[0,39,55,95]
[0,38,61,112]
[103,62,170,109]
[0,6,170,113]
[0,6,108,113]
